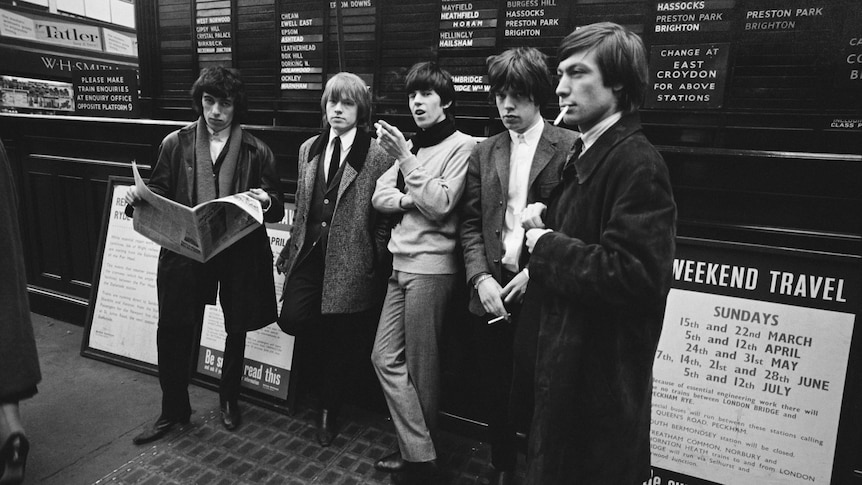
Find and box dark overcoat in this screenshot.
[281,130,392,314]
[0,141,41,400]
[146,121,284,333]
[524,113,677,484]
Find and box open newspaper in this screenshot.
[131,161,263,263]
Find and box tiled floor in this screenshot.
[93,404,518,484]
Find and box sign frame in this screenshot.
[81,175,300,415]
[650,236,861,485]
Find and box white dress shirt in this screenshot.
[208,126,228,163]
[501,117,543,273]
[323,126,356,182]
[579,111,621,155]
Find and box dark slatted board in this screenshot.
[157,0,196,98]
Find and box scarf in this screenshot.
[396,115,456,192]
[195,118,243,203]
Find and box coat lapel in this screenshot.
[302,133,326,215]
[178,123,197,205]
[574,113,641,185]
[527,122,556,190]
[493,134,511,195]
[337,130,371,201]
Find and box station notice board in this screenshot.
[650,238,860,485]
[82,177,297,410]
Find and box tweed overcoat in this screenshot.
[281,129,393,314]
[0,141,41,400]
[459,121,578,316]
[523,113,677,484]
[146,121,285,333]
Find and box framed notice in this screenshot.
[82,177,160,373]
[195,219,297,409]
[83,175,299,411]
[650,238,860,485]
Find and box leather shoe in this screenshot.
[391,459,438,485]
[220,400,241,431]
[316,408,336,447]
[491,469,514,485]
[374,450,405,472]
[133,416,188,445]
[0,432,29,485]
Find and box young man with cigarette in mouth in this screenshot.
[458,46,577,485]
[519,22,677,484]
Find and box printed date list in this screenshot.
[649,289,854,485]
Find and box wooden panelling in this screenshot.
[3,113,858,325]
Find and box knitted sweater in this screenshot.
[372,130,475,274]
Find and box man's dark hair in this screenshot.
[404,61,456,109]
[190,66,248,122]
[558,22,648,113]
[486,47,554,107]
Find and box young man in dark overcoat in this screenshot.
[520,22,677,484]
[127,67,284,444]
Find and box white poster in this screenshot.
[197,220,296,400]
[650,242,859,485]
[87,184,160,365]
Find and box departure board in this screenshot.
[279,3,325,91]
[148,0,861,146]
[328,0,377,88]
[195,0,233,67]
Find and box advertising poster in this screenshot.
[0,74,74,113]
[196,220,295,400]
[650,240,859,485]
[85,182,160,367]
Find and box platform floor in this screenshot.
[18,314,523,484]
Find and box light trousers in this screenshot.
[371,270,456,462]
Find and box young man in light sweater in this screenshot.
[370,61,475,485]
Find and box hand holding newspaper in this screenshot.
[130,161,264,263]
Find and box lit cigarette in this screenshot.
[488,314,511,325]
[553,106,568,126]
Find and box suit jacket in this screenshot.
[523,113,676,484]
[147,121,285,333]
[459,121,578,316]
[281,129,392,314]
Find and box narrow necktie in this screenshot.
[327,136,341,185]
[562,137,584,176]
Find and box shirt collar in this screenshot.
[580,112,622,153]
[508,116,544,147]
[329,126,357,152]
[207,124,229,140]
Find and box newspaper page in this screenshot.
[131,161,263,263]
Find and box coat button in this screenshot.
[321,222,327,227]
[499,200,503,206]
[495,229,500,234]
[493,259,500,263]
[324,198,330,204]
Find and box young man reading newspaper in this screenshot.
[125,67,283,443]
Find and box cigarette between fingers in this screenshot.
[553,107,567,126]
[488,314,511,325]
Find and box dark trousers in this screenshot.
[157,302,247,421]
[474,269,533,471]
[281,245,377,416]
